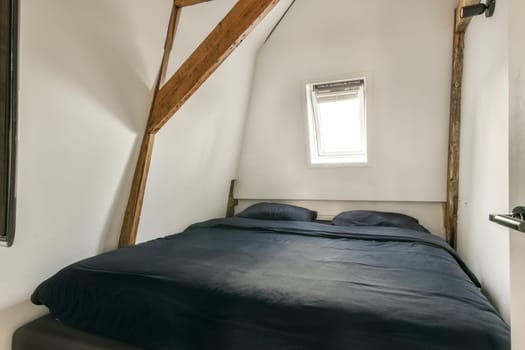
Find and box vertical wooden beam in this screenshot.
[119,3,179,248]
[445,1,479,248]
[225,179,238,217]
[119,133,156,248]
[445,26,465,248]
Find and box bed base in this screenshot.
[12,315,139,350]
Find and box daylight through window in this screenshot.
[306,78,367,165]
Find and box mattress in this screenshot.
[31,217,510,349]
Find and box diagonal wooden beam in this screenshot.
[119,3,180,248]
[175,0,212,7]
[119,0,280,247]
[147,0,281,133]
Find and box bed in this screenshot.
[24,206,509,349]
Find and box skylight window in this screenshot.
[306,78,367,165]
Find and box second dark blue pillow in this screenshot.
[332,210,429,233]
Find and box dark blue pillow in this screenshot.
[236,203,317,222]
[332,210,429,232]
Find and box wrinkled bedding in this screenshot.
[32,218,510,350]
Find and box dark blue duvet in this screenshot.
[32,218,510,349]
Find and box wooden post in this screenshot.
[118,3,180,248]
[119,0,280,247]
[119,133,156,247]
[445,28,465,248]
[225,179,238,217]
[445,0,479,248]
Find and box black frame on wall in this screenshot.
[0,0,18,247]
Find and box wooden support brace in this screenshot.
[119,133,156,248]
[445,27,465,248]
[119,0,280,247]
[119,3,180,248]
[445,1,479,248]
[148,0,281,133]
[175,0,212,7]
[225,179,238,217]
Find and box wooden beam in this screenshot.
[120,0,278,246]
[175,0,211,7]
[445,29,465,248]
[455,0,481,33]
[225,179,238,217]
[119,133,156,248]
[118,3,179,248]
[159,4,180,87]
[147,0,281,133]
[445,2,478,248]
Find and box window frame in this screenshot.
[0,0,18,247]
[305,77,368,166]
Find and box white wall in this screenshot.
[509,0,525,346]
[457,0,510,322]
[137,1,293,241]
[0,0,293,348]
[0,0,173,347]
[237,0,456,206]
